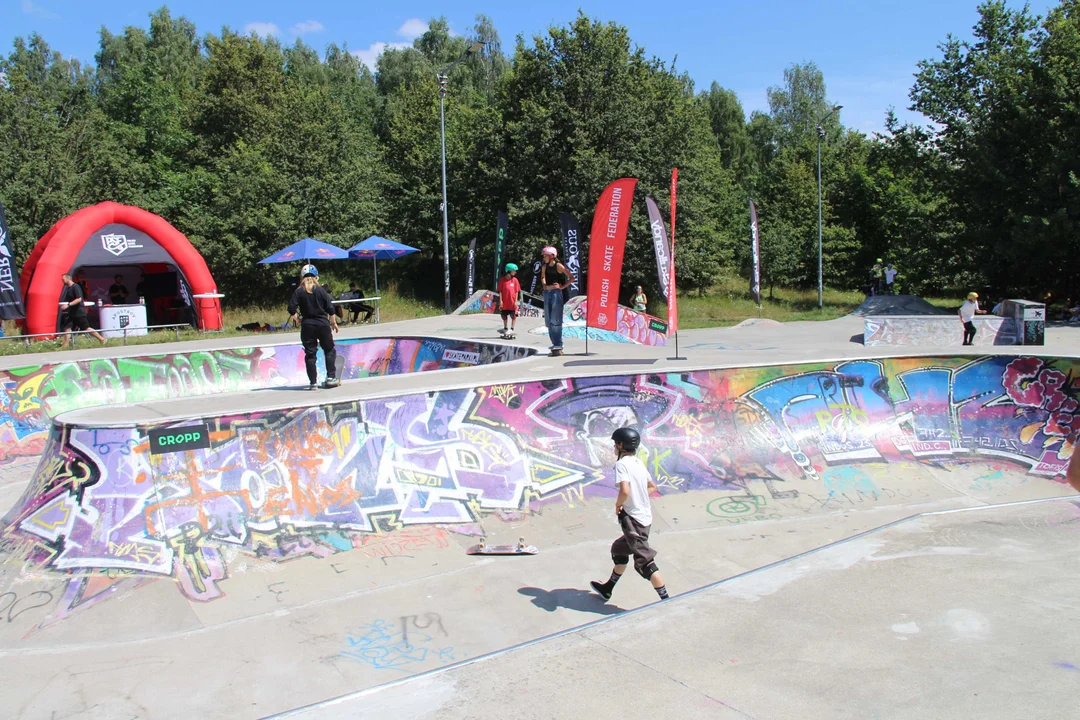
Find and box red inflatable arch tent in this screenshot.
[20,202,222,335]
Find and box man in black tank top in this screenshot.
[540,246,575,356]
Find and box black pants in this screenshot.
[349,303,374,323]
[963,320,977,345]
[610,511,657,578]
[301,323,337,384]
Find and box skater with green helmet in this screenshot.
[497,262,521,339]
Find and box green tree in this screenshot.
[497,14,741,297]
[0,34,123,261]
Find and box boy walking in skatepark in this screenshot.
[497,263,521,337]
[591,427,670,602]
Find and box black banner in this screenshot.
[493,211,508,290]
[559,213,582,296]
[466,237,477,298]
[529,259,542,295]
[148,423,211,455]
[0,199,26,320]
[749,199,761,307]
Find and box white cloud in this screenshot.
[243,22,281,38]
[352,41,412,71]
[397,18,429,40]
[291,20,325,35]
[21,0,59,19]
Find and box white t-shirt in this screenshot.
[960,300,979,322]
[885,268,897,283]
[615,455,653,526]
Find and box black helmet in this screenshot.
[611,426,641,452]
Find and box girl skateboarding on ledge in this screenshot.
[287,264,340,390]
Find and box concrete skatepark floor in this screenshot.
[1,309,1079,719]
[292,498,1080,720]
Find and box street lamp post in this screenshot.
[816,104,842,309]
[438,40,485,314]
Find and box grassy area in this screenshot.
[650,276,959,328]
[650,276,862,328]
[0,282,443,358]
[0,275,963,357]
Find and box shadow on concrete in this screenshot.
[564,359,657,367]
[518,587,625,615]
[251,385,317,393]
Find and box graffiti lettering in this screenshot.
[3,354,1075,628]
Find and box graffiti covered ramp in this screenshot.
[3,353,1080,719]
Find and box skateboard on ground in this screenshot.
[499,328,517,339]
[549,348,563,357]
[465,537,538,556]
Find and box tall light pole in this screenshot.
[816,104,842,309]
[438,40,485,314]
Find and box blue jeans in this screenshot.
[543,289,564,348]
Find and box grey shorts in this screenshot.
[611,511,657,575]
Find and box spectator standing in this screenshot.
[884,264,898,295]
[870,259,885,295]
[959,291,987,346]
[108,275,129,305]
[540,246,574,357]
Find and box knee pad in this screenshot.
[637,561,659,580]
[612,553,630,567]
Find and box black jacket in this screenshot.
[288,285,336,326]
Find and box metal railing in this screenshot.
[0,323,193,348]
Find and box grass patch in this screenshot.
[0,283,443,358]
[650,276,863,328]
[0,276,968,357]
[650,276,958,328]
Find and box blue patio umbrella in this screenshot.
[346,236,419,299]
[258,238,350,265]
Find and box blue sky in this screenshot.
[3,0,1056,134]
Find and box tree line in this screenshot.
[1,2,1077,306]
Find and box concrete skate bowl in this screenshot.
[850,294,951,316]
[0,336,534,468]
[2,354,1079,718]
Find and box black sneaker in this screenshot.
[590,580,612,600]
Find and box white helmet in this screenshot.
[301,264,318,278]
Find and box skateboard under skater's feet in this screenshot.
[549,347,563,357]
[320,355,346,388]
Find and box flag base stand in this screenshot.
[580,326,596,356]
[666,329,686,361]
